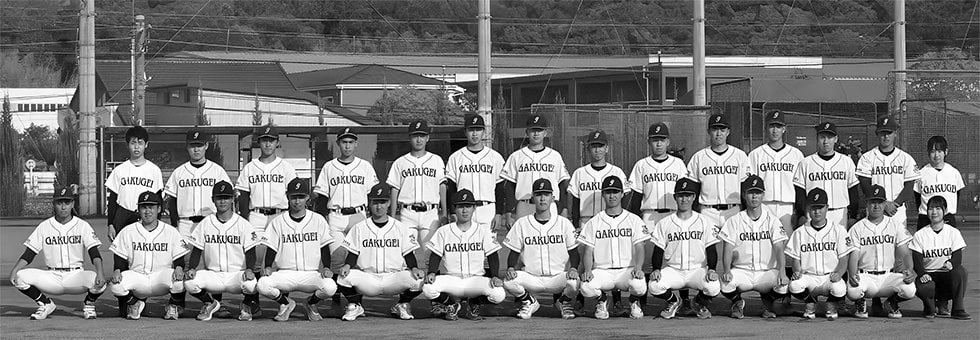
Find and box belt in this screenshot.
[331,206,365,215]
[474,201,493,207]
[649,208,675,214]
[860,270,887,275]
[706,204,738,210]
[49,267,82,272]
[252,208,283,215]
[404,203,438,212]
[182,216,205,223]
[828,207,845,211]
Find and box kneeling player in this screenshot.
[579,176,649,319]
[785,188,857,320]
[717,176,789,319]
[503,179,580,319]
[256,178,337,322]
[337,183,425,321]
[183,181,261,321]
[422,189,505,321]
[911,196,971,320]
[10,187,106,320]
[648,178,721,319]
[109,191,190,320]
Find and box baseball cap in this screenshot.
[585,130,607,145]
[338,127,358,140]
[212,180,235,198]
[876,115,900,133]
[601,176,623,192]
[137,191,161,206]
[765,110,786,126]
[408,119,429,135]
[286,178,309,197]
[453,189,476,206]
[532,178,553,194]
[867,184,887,202]
[256,125,278,139]
[742,175,765,193]
[367,183,391,201]
[526,114,547,130]
[186,129,209,146]
[463,114,485,129]
[708,113,730,129]
[815,121,837,136]
[806,188,828,207]
[674,178,699,195]
[648,122,669,138]
[52,186,74,201]
[125,125,149,142]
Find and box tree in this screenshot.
[908,48,980,102]
[367,86,470,125]
[55,108,79,188]
[20,123,58,168]
[0,49,71,87]
[197,88,224,165]
[1,93,25,216]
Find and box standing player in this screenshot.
[911,196,971,320]
[182,181,261,321]
[336,183,425,321]
[109,191,190,320]
[106,126,162,241]
[501,114,570,221]
[846,184,917,319]
[503,179,580,320]
[10,186,106,320]
[793,122,859,228]
[578,176,649,320]
[687,113,751,229]
[257,178,337,322]
[648,178,722,320]
[748,110,804,235]
[445,114,506,229]
[422,189,506,321]
[568,129,629,228]
[387,120,446,271]
[914,136,965,228]
[785,188,858,320]
[717,175,790,319]
[856,115,920,228]
[165,129,231,239]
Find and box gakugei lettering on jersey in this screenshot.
[205,234,241,244]
[178,178,217,188]
[800,242,836,252]
[739,231,772,241]
[329,175,365,186]
[120,177,155,187]
[701,166,739,176]
[920,184,958,195]
[869,166,905,176]
[401,167,437,178]
[596,228,633,239]
[922,247,953,258]
[757,163,794,172]
[248,174,284,184]
[363,238,400,248]
[458,164,494,174]
[859,234,895,246]
[444,242,484,252]
[518,163,556,172]
[524,235,565,245]
[133,242,168,252]
[667,230,704,242]
[643,173,679,183]
[282,232,318,243]
[807,171,847,181]
[45,235,82,245]
[578,182,603,191]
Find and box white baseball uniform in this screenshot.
[749,144,804,233]
[569,164,629,224]
[577,211,649,298]
[785,222,856,297]
[314,157,379,252]
[647,212,721,296]
[109,221,190,298]
[502,214,579,298]
[13,216,106,296]
[256,211,337,299]
[421,223,505,303]
[183,214,259,295]
[717,210,789,294]
[105,160,163,212]
[628,155,688,226]
[164,160,231,238]
[845,217,915,300]
[446,146,506,226]
[857,147,920,227]
[387,152,445,246]
[501,147,570,218]
[909,224,966,273]
[687,146,752,228]
[914,164,965,215]
[793,153,859,226]
[235,157,297,232]
[337,218,422,296]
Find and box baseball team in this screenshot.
[10,111,972,322]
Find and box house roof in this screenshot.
[287,65,443,91]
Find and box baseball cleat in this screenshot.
[678,298,695,316]
[886,299,902,319]
[341,303,364,321]
[951,310,971,320]
[197,300,221,321]
[692,299,711,319]
[594,300,610,320]
[629,300,643,319]
[163,304,180,320]
[127,300,145,320]
[444,302,461,321]
[610,301,629,318]
[430,303,447,317]
[274,297,296,322]
[761,309,777,319]
[82,303,97,319]
[30,301,56,320]
[825,302,838,321]
[802,302,816,319]
[516,297,540,320]
[467,302,484,321]
[730,299,745,319]
[660,299,681,319]
[391,302,414,320]
[936,300,951,316]
[853,299,868,319]
[303,301,322,321]
[213,306,233,319]
[558,301,576,319]
[572,299,586,317]
[237,303,253,321]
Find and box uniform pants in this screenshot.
[701,205,740,228]
[503,271,578,298]
[826,208,847,228]
[473,204,497,229]
[788,273,846,298]
[580,268,647,298]
[421,275,505,303]
[915,265,968,312]
[399,208,441,272]
[721,268,787,295]
[248,212,282,273]
[110,269,184,299]
[641,210,674,273]
[846,272,915,300]
[337,270,421,296]
[763,202,796,271]
[184,270,257,295]
[327,211,366,272]
[111,208,140,234]
[13,269,106,295]
[648,267,720,297]
[256,270,337,299]
[176,220,201,240]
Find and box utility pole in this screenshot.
[692,0,706,106]
[892,0,907,118]
[78,0,97,215]
[133,14,148,125]
[477,0,492,145]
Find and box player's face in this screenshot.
[674,193,695,212]
[127,138,147,159]
[588,144,607,162]
[807,205,827,225]
[213,196,233,214]
[766,124,785,143]
[369,199,389,218]
[258,137,278,157]
[410,134,429,151]
[526,128,546,146]
[744,190,763,209]
[867,200,885,219]
[53,200,73,220]
[337,138,357,157]
[187,143,208,162]
[288,195,309,212]
[455,204,475,223]
[817,133,837,155]
[927,204,947,223]
[648,137,669,157]
[602,190,622,208]
[532,192,553,211]
[708,127,729,147]
[877,130,896,148]
[466,127,485,145]
[929,148,946,165]
[138,204,159,224]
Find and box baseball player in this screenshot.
[717,175,790,319]
[792,122,859,228]
[256,178,337,322]
[784,188,858,320]
[336,183,425,321]
[9,186,106,320]
[578,176,649,320]
[914,136,965,228]
[503,178,580,320]
[845,184,917,319]
[445,114,506,229]
[182,181,261,321]
[687,113,752,230]
[748,110,804,236]
[109,191,190,320]
[165,129,231,239]
[911,196,971,320]
[856,115,920,229]
[502,114,570,222]
[313,127,379,272]
[422,189,506,321]
[648,178,722,320]
[106,126,163,240]
[569,129,629,228]
[387,120,446,271]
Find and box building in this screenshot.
[287,64,464,114]
[2,88,74,132]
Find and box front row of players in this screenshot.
[12,175,970,321]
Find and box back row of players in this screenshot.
[12,111,969,321]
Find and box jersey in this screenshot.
[342,218,419,273]
[105,160,163,211]
[717,210,788,271]
[784,222,856,275]
[263,211,332,271]
[426,222,500,277]
[849,217,913,272]
[235,157,297,210]
[577,211,650,269]
[749,144,805,203]
[793,153,859,209]
[24,216,101,269]
[445,146,505,202]
[503,214,577,276]
[110,221,189,274]
[914,164,965,215]
[386,152,446,205]
[568,164,629,217]
[501,147,571,201]
[185,214,259,272]
[164,160,231,218]
[628,155,687,210]
[686,146,752,205]
[856,147,920,201]
[909,225,966,272]
[650,212,720,271]
[313,157,379,208]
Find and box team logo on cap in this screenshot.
[539,182,546,189]
[814,193,821,200]
[375,188,383,196]
[472,117,479,124]
[681,182,687,189]
[414,122,421,129]
[607,178,615,186]
[193,132,199,139]
[462,193,469,200]
[294,182,301,190]
[655,126,661,133]
[882,118,889,125]
[343,128,351,134]
[59,188,68,196]
[715,115,721,122]
[773,112,779,118]
[874,188,881,195]
[264,127,271,134]
[532,116,540,123]
[752,179,759,186]
[594,131,600,139]
[823,123,831,129]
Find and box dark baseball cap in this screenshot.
[806,188,828,207]
[137,191,161,206]
[815,122,837,136]
[367,183,391,201]
[286,178,309,197]
[338,127,357,140]
[532,178,553,194]
[408,119,429,135]
[765,110,786,126]
[742,175,765,193]
[601,176,623,192]
[708,113,730,128]
[526,114,547,130]
[463,114,485,129]
[212,180,235,198]
[867,184,887,202]
[586,130,607,145]
[256,125,278,139]
[674,178,699,195]
[648,122,669,138]
[125,125,149,142]
[453,189,476,206]
[876,115,900,133]
[186,129,209,146]
[52,186,74,201]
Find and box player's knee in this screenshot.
[170,280,185,294]
[897,283,916,299]
[628,279,647,296]
[502,280,524,296]
[256,277,275,294]
[487,287,506,304]
[846,286,865,300]
[772,284,788,295]
[318,278,338,297]
[110,282,128,296]
[720,281,737,294]
[703,280,721,297]
[241,280,258,295]
[915,280,936,298]
[579,282,601,298]
[183,279,203,294]
[787,280,806,294]
[829,281,846,298]
[647,281,667,296]
[421,283,441,300]
[12,271,32,290]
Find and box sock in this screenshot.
[84,291,103,305]
[122,292,139,305]
[722,288,742,301]
[213,293,223,302]
[679,289,691,301]
[435,292,455,305]
[274,292,290,305]
[628,295,641,303]
[576,293,585,304]
[469,296,490,305]
[191,291,214,303]
[346,294,363,304]
[20,286,51,304]
[654,291,676,302]
[695,292,713,307]
[827,295,843,303]
[169,292,186,307]
[118,296,128,317]
[243,293,259,306]
[597,293,608,302]
[611,290,622,303]
[516,292,531,303]
[792,289,812,302]
[308,294,322,305]
[398,290,422,303]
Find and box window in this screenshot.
[324,96,335,103]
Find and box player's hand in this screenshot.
[319,267,333,279]
[777,271,790,286]
[902,269,916,284]
[107,225,116,242]
[705,269,719,282]
[261,267,274,278]
[581,270,594,282]
[111,270,123,284]
[649,270,661,282]
[185,268,197,280]
[338,264,351,278]
[559,208,570,219]
[424,273,437,284]
[172,267,185,281]
[848,273,860,287]
[791,271,802,281]
[93,271,106,289]
[491,214,501,232]
[942,261,954,271]
[505,267,518,281]
[490,277,503,288]
[883,201,898,216]
[829,272,842,282]
[505,213,515,229]
[411,268,425,280]
[631,268,645,280]
[243,270,256,282]
[720,270,733,283]
[919,273,932,284]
